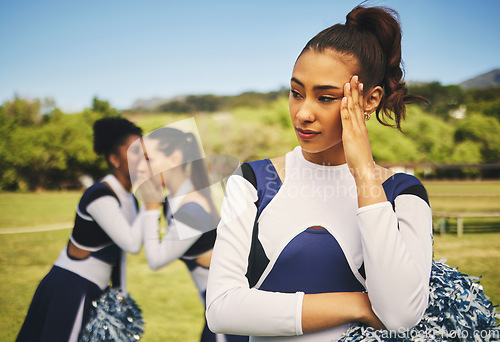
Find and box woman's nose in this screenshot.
[136,159,149,177]
[296,102,315,123]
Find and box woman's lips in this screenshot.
[296,127,320,140]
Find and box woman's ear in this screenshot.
[170,149,184,167]
[108,153,120,168]
[364,85,383,114]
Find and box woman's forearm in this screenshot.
[302,292,384,333]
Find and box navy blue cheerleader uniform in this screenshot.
[142,179,248,342]
[17,175,143,342]
[206,146,433,341]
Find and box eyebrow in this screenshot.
[291,77,341,91]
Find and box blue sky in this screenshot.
[1,0,499,112]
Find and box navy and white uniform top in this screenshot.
[142,178,218,297]
[206,146,433,341]
[54,174,143,291]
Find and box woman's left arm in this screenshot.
[357,193,432,330]
[341,76,432,330]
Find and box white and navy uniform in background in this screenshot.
[142,179,248,342]
[206,146,433,342]
[17,175,143,342]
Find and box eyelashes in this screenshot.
[318,96,339,103]
[290,89,339,103]
[291,89,302,99]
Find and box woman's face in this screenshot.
[112,134,142,178]
[136,138,179,187]
[289,49,358,163]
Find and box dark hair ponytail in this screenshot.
[184,132,211,195]
[148,128,218,217]
[300,5,426,131]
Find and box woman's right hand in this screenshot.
[135,174,164,209]
[357,292,385,330]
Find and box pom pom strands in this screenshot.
[80,288,144,342]
[339,260,500,342]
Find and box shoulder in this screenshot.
[240,156,284,185]
[79,182,119,209]
[176,201,216,231]
[270,155,286,183]
[225,157,284,208]
[379,167,429,206]
[177,201,208,218]
[181,192,211,214]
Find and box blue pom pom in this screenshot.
[339,260,500,342]
[80,288,144,341]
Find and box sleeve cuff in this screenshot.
[295,292,305,335]
[143,210,161,217]
[357,201,392,215]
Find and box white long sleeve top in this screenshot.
[206,146,433,341]
[55,174,144,290]
[142,179,219,296]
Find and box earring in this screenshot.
[113,163,120,168]
[364,112,371,121]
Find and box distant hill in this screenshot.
[129,70,500,110]
[130,97,170,111]
[460,68,500,89]
[130,95,188,111]
[129,89,289,113]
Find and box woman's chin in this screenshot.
[298,140,340,155]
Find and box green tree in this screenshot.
[2,96,41,126]
[466,99,500,121]
[366,120,420,163]
[454,113,500,163]
[402,105,455,163]
[450,141,482,164]
[186,95,221,112]
[0,96,111,190]
[408,82,464,120]
[92,97,119,117]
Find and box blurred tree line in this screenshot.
[0,97,117,191]
[1,82,499,191]
[153,88,290,113]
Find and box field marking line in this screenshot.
[0,222,73,234]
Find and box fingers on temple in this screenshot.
[351,75,359,106]
[342,82,352,121]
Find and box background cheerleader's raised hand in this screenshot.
[340,75,387,207]
[135,174,164,210]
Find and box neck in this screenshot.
[167,172,188,196]
[301,142,346,166]
[112,171,132,191]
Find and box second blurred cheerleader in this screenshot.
[137,127,248,342]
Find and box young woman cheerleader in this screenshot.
[137,126,248,342]
[206,4,433,341]
[206,4,500,341]
[17,117,144,341]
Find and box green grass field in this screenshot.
[0,191,82,229]
[424,180,500,213]
[1,180,499,341]
[0,229,204,342]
